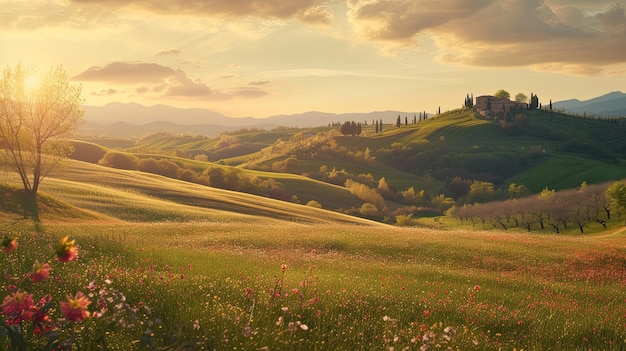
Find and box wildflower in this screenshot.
[1,291,34,324]
[281,264,287,273]
[29,295,52,335]
[2,236,18,252]
[443,326,456,341]
[30,260,52,283]
[276,316,284,326]
[245,287,254,299]
[243,324,252,337]
[61,292,91,322]
[55,236,78,262]
[300,323,309,331]
[193,319,200,330]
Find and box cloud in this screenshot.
[74,61,178,83]
[297,5,333,25]
[226,87,270,98]
[70,0,324,20]
[248,80,271,86]
[348,0,493,42]
[74,61,269,100]
[156,48,181,56]
[347,0,626,75]
[0,2,103,30]
[91,88,119,96]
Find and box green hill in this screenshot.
[72,107,626,221]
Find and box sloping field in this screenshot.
[29,161,382,226]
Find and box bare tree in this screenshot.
[0,64,83,198]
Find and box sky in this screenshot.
[1,0,625,118]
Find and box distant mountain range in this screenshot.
[552,91,626,117]
[80,91,626,138]
[80,102,421,138]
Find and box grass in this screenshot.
[8,161,375,225]
[1,161,625,349]
[511,153,626,192]
[2,219,624,350]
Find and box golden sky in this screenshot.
[1,0,625,117]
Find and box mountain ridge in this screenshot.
[80,91,626,138]
[81,102,420,137]
[552,91,626,117]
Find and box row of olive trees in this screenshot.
[452,181,626,233]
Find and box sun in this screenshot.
[24,74,42,93]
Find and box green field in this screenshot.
[1,161,625,350]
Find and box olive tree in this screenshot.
[0,64,83,197]
[606,181,626,223]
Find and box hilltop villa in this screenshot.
[475,95,528,117]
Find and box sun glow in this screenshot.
[24,75,41,93]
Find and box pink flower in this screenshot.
[2,236,18,252]
[60,292,91,322]
[30,260,52,283]
[55,236,78,262]
[1,291,34,324]
[281,264,287,273]
[26,295,53,335]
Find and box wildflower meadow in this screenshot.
[1,221,625,350]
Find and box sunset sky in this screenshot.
[1,0,625,118]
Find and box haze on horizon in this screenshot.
[1,0,625,119]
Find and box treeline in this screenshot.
[310,165,454,222]
[242,131,376,171]
[97,151,292,201]
[451,181,626,233]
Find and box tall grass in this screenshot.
[2,220,623,350]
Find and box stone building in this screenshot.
[475,95,528,117]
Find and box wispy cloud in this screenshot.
[156,48,181,56]
[68,0,331,21]
[248,80,271,86]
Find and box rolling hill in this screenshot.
[2,160,383,225]
[70,106,626,224]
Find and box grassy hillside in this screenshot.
[1,152,624,349]
[73,107,626,223]
[30,161,378,225]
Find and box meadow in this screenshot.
[1,112,626,350]
[2,213,625,350]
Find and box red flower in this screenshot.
[60,292,91,322]
[1,236,18,253]
[30,260,52,283]
[1,291,34,324]
[24,295,53,335]
[55,236,78,262]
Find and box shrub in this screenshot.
[97,152,137,170]
[306,200,322,209]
